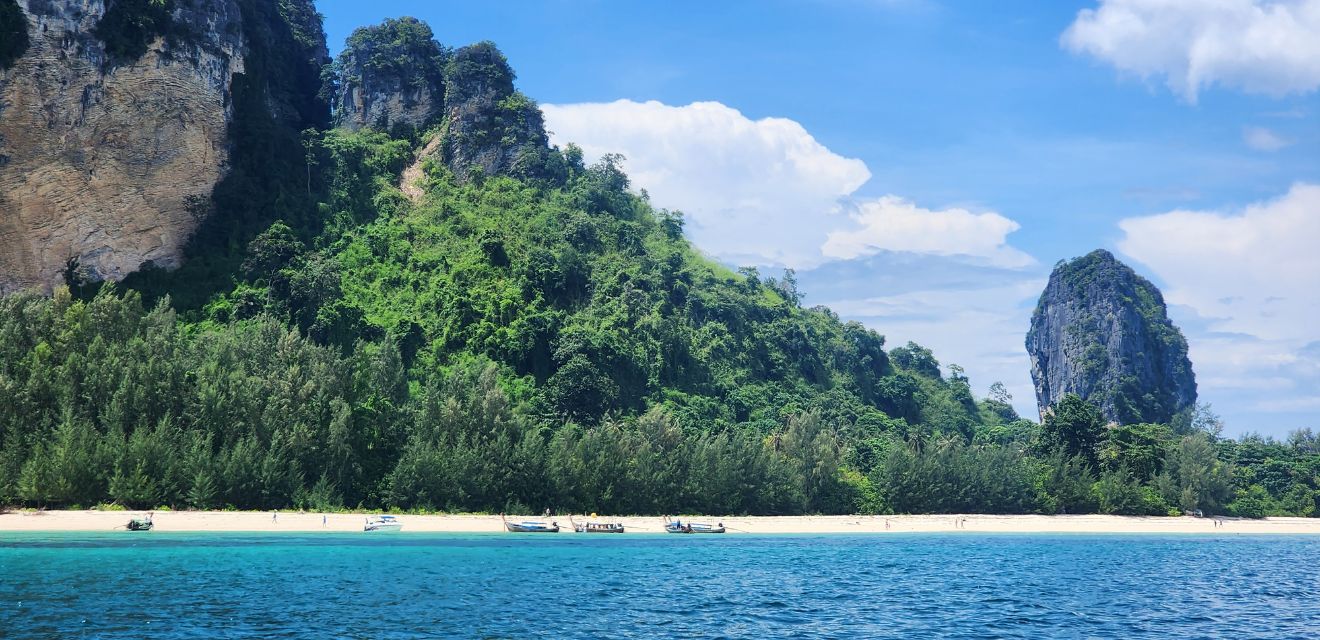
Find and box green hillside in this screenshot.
[1,18,1315,518]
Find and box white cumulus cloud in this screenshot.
[1119,184,1320,419]
[822,196,1035,268]
[541,99,1032,270]
[541,100,870,267]
[1118,183,1320,343]
[1062,0,1320,102]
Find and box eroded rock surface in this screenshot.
[0,0,247,292]
[333,16,445,133]
[1026,250,1197,425]
[0,0,327,293]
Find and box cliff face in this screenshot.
[333,17,445,132]
[332,27,560,185]
[0,0,325,293]
[436,41,554,182]
[1026,250,1197,425]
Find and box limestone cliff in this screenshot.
[333,17,445,133]
[330,24,561,185]
[436,41,556,182]
[1026,250,1197,425]
[0,0,326,293]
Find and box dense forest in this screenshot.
[1,11,1316,517]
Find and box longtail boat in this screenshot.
[570,515,624,533]
[502,514,560,533]
[125,518,153,531]
[663,516,726,534]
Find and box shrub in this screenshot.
[1228,485,1271,519]
[93,0,178,63]
[0,0,28,70]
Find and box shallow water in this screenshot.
[2,532,1318,638]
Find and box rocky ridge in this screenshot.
[332,17,445,133]
[331,27,560,186]
[1026,249,1197,425]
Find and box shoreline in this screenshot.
[3,510,1320,535]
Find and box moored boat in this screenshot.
[663,516,725,534]
[125,518,153,531]
[570,515,624,533]
[364,515,403,532]
[502,514,560,533]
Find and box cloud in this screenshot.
[542,99,1032,270]
[822,196,1035,268]
[1062,0,1320,102]
[1243,126,1295,151]
[1118,183,1320,342]
[1119,185,1320,424]
[541,100,870,267]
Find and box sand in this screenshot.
[2,510,1319,534]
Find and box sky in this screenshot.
[317,0,1320,437]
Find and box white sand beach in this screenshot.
[3,510,1319,535]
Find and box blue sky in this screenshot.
[318,0,1320,436]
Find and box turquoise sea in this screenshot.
[2,533,1319,638]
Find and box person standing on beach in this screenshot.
[322,514,327,528]
[273,509,278,524]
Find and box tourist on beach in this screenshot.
[322,514,327,527]
[273,510,278,524]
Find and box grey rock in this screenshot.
[435,41,554,183]
[1026,249,1197,425]
[0,0,325,293]
[332,16,445,133]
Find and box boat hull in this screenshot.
[505,523,560,533]
[665,523,725,534]
[364,524,403,532]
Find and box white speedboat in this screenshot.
[364,515,403,532]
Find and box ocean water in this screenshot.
[2,533,1319,639]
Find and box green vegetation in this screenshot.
[2,21,1313,517]
[94,0,180,62]
[0,0,28,70]
[338,17,447,96]
[1218,430,1320,517]
[7,125,1314,516]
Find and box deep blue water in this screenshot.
[2,533,1319,639]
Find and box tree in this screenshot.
[1038,449,1097,514]
[1093,467,1165,515]
[1156,433,1232,514]
[890,342,941,379]
[0,0,29,70]
[243,222,305,279]
[1100,423,1173,482]
[1039,394,1105,469]
[1172,402,1224,438]
[780,411,847,513]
